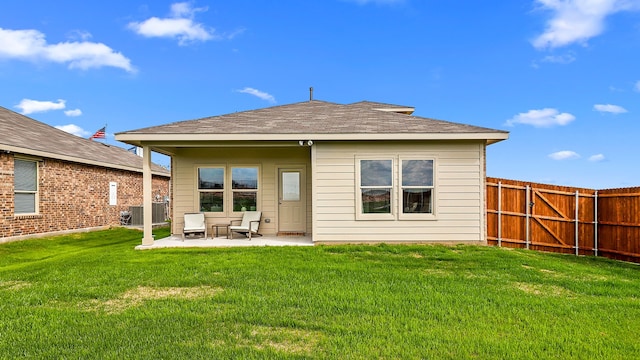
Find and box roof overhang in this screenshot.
[116,132,509,147]
[0,144,170,177]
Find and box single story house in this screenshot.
[116,99,508,246]
[0,106,170,242]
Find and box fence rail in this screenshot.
[487,177,640,263]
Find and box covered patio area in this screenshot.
[135,235,313,250]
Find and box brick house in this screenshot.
[0,106,170,242]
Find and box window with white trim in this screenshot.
[14,158,38,214]
[356,156,436,221]
[400,159,434,215]
[357,159,394,219]
[198,167,224,212]
[231,167,258,212]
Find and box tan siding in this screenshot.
[439,172,480,180]
[313,140,485,243]
[172,147,311,236]
[316,199,355,208]
[317,226,480,234]
[440,191,481,200]
[316,172,354,180]
[316,192,355,200]
[316,207,354,215]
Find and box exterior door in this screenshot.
[278,168,306,233]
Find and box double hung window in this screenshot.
[231,167,258,212]
[400,159,434,216]
[198,167,224,212]
[14,159,38,214]
[357,159,393,219]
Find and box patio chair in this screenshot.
[182,212,207,241]
[228,211,262,240]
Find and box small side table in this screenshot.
[212,223,230,238]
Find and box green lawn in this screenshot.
[0,228,639,359]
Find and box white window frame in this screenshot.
[399,157,437,220]
[14,157,39,215]
[355,157,395,220]
[230,166,260,214]
[197,166,225,214]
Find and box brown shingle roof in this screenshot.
[117,100,507,137]
[0,106,169,176]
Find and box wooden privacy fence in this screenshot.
[486,177,640,263]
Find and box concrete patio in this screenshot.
[135,234,314,250]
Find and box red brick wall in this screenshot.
[0,152,170,239]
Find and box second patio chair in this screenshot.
[228,211,262,240]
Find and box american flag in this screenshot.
[89,127,106,140]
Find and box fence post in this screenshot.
[594,191,598,257]
[498,181,502,247]
[575,190,579,256]
[526,185,531,250]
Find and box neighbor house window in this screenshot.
[357,159,393,219]
[400,159,434,218]
[14,158,38,214]
[198,167,224,212]
[232,167,258,212]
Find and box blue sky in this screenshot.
[1,0,639,189]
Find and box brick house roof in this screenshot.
[0,106,169,176]
[116,100,508,143]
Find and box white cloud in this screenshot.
[225,28,246,40]
[55,124,90,137]
[532,53,576,68]
[549,150,580,160]
[128,2,215,45]
[15,99,66,115]
[64,109,83,117]
[236,87,276,103]
[532,0,640,49]
[593,103,627,114]
[0,28,134,72]
[505,108,575,127]
[541,53,576,64]
[67,30,92,41]
[589,154,605,162]
[635,80,640,92]
[170,2,198,17]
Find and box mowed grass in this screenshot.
[0,228,639,359]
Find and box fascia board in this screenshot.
[116,132,509,143]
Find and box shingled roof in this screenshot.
[116,100,508,144]
[0,106,169,176]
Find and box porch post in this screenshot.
[310,142,317,243]
[141,145,154,245]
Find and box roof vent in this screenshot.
[309,87,313,101]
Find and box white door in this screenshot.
[278,168,306,233]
